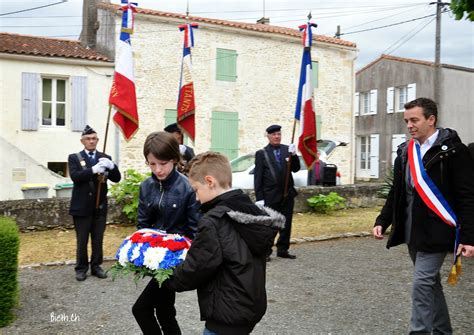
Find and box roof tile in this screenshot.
[99,3,356,48]
[0,32,110,62]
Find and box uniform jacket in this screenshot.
[137,168,199,239]
[254,144,301,205]
[375,128,474,252]
[68,150,121,217]
[165,189,285,335]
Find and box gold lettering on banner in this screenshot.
[180,86,194,113]
[110,81,119,98]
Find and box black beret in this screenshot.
[164,123,181,133]
[266,124,281,134]
[82,125,97,136]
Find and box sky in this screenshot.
[0,0,473,69]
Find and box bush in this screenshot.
[377,168,394,199]
[0,217,20,327]
[110,169,149,223]
[307,192,346,214]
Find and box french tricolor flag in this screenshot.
[177,23,198,141]
[295,22,318,168]
[109,1,139,140]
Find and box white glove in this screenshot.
[288,143,296,155]
[255,200,265,206]
[92,163,106,174]
[179,144,187,156]
[99,157,115,170]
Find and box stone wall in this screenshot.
[1,184,383,231]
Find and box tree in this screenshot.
[450,0,474,21]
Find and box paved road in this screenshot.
[3,237,473,335]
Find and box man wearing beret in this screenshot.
[254,125,300,260]
[68,125,121,281]
[164,123,195,162]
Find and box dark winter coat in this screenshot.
[165,189,285,335]
[137,168,200,239]
[68,150,121,217]
[375,128,474,252]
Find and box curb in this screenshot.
[19,231,373,269]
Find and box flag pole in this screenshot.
[95,104,113,209]
[283,119,297,199]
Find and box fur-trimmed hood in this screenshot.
[201,189,285,256]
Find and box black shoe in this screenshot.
[76,272,87,281]
[91,267,107,279]
[266,255,271,262]
[277,252,296,259]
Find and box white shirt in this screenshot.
[415,130,439,158]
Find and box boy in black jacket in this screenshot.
[165,151,285,335]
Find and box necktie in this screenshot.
[88,152,96,165]
[274,149,281,169]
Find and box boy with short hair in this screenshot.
[165,151,285,335]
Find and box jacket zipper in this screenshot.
[159,181,164,209]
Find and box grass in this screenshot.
[18,207,381,266]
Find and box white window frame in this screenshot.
[357,134,379,179]
[391,83,416,113]
[359,90,377,115]
[41,77,67,127]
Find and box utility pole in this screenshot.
[335,25,341,39]
[434,0,442,104]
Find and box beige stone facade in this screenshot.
[102,8,357,184]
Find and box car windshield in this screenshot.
[317,140,336,155]
[230,155,255,172]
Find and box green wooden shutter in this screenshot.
[164,108,189,145]
[311,61,319,89]
[216,48,237,82]
[316,114,322,140]
[210,111,239,159]
[164,109,177,126]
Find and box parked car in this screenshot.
[230,140,347,189]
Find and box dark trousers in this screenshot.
[73,214,106,273]
[268,197,294,253]
[132,279,181,335]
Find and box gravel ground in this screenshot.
[3,237,473,335]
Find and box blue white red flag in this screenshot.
[109,0,139,140]
[295,22,317,168]
[177,23,198,141]
[408,139,461,284]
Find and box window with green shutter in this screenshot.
[164,108,189,145]
[210,111,239,160]
[311,60,319,89]
[216,48,237,82]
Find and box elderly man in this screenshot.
[68,125,121,281]
[254,124,300,260]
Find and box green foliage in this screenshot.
[110,169,149,223]
[108,261,174,288]
[307,192,345,214]
[0,217,19,327]
[377,168,394,199]
[450,0,474,21]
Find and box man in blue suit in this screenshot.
[68,125,121,281]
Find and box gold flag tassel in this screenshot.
[447,257,461,286]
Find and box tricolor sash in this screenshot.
[408,139,461,284]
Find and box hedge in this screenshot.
[0,217,19,327]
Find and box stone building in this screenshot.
[355,54,474,181]
[96,3,357,184]
[0,32,114,200]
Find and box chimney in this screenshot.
[257,17,270,25]
[80,0,101,48]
